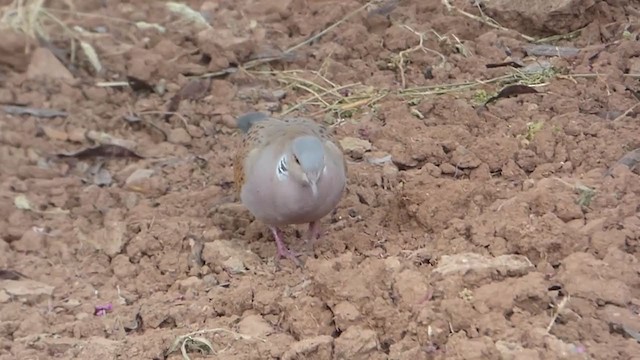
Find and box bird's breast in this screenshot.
[240,157,346,226]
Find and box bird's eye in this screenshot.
[293,156,300,164]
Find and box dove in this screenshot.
[234,112,347,266]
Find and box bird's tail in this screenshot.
[236,112,269,133]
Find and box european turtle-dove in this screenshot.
[234,112,347,266]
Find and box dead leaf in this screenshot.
[57,144,143,159]
[0,269,27,280]
[485,60,524,69]
[3,105,68,118]
[606,148,640,176]
[484,84,539,106]
[127,75,155,93]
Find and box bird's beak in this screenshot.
[310,180,318,197]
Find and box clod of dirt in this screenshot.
[78,217,126,257]
[484,84,539,106]
[334,325,380,359]
[450,146,482,169]
[124,169,169,196]
[26,47,74,81]
[483,0,597,36]
[237,314,274,338]
[392,269,430,308]
[433,252,534,276]
[557,252,633,307]
[495,340,541,359]
[167,127,193,145]
[0,279,54,304]
[281,335,334,360]
[201,240,260,274]
[0,30,34,72]
[339,137,372,159]
[331,301,362,331]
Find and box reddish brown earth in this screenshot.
[1,0,640,359]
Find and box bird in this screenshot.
[234,112,347,266]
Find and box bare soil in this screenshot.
[1,0,640,359]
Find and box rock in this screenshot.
[0,279,54,303]
[282,335,334,360]
[483,0,597,36]
[27,47,74,81]
[167,127,192,145]
[334,326,379,359]
[237,314,274,338]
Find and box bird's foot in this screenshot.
[271,226,302,268]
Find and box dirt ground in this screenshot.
[1,0,640,359]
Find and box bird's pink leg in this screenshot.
[270,226,302,267]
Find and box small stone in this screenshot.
[168,128,192,145]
